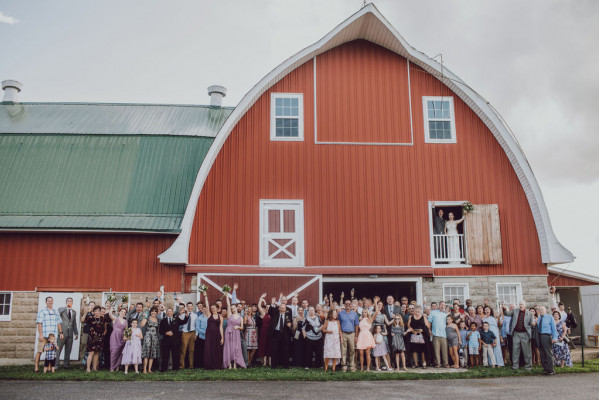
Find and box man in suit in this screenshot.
[127,302,145,327]
[159,307,186,372]
[57,297,78,369]
[268,303,292,368]
[383,295,401,368]
[503,300,534,370]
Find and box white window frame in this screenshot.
[0,292,13,322]
[495,283,523,310]
[442,283,470,305]
[259,199,305,267]
[428,200,471,268]
[270,93,304,141]
[423,96,456,144]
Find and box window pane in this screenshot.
[0,294,5,304]
[1,305,8,315]
[291,98,298,108]
[275,98,283,107]
[268,210,280,233]
[283,98,290,107]
[283,210,295,232]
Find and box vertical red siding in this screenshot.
[0,232,182,292]
[189,40,545,276]
[547,273,596,287]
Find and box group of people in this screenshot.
[34,285,575,376]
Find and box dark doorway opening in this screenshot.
[322,280,417,303]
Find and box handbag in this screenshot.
[410,332,425,344]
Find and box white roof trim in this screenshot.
[159,3,574,265]
[548,266,599,284]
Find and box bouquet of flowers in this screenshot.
[220,284,232,300]
[124,328,132,340]
[197,284,208,294]
[107,292,117,305]
[462,201,474,214]
[121,294,129,304]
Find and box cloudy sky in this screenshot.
[1,1,597,278]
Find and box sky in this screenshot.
[1,1,597,278]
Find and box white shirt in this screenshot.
[180,312,198,333]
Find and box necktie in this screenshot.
[68,309,71,320]
[187,315,192,331]
[279,314,284,330]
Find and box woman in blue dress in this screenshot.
[552,311,572,367]
[483,306,504,367]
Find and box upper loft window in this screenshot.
[423,96,456,143]
[270,93,304,141]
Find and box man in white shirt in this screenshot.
[179,302,197,369]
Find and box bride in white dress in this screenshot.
[444,212,465,260]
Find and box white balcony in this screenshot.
[433,234,466,264]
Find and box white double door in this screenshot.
[35,292,83,360]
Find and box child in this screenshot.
[43,333,58,373]
[479,321,497,367]
[390,315,407,371]
[445,315,461,368]
[466,322,481,367]
[372,325,391,372]
[121,319,143,374]
[458,320,469,368]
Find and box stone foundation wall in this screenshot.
[422,275,552,308]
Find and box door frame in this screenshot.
[321,276,422,306]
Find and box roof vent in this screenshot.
[2,80,23,103]
[207,85,227,107]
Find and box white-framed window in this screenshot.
[442,284,469,305]
[259,200,304,266]
[270,93,304,141]
[0,292,13,322]
[496,283,523,309]
[423,96,456,143]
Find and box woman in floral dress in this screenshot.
[322,309,342,372]
[140,306,160,373]
[85,306,106,372]
[245,309,258,366]
[552,311,573,367]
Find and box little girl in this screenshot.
[466,322,481,367]
[356,309,377,371]
[372,325,391,371]
[458,320,469,368]
[121,319,143,374]
[390,315,407,371]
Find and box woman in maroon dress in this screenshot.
[202,294,224,370]
[256,294,271,367]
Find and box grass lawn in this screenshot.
[1,359,598,381]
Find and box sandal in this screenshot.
[422,363,427,369]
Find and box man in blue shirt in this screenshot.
[428,301,449,368]
[338,300,359,371]
[535,306,557,375]
[194,301,208,369]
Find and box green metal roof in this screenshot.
[0,133,215,232]
[0,103,233,137]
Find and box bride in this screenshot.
[445,212,465,260]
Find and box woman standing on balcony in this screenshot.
[445,212,465,260]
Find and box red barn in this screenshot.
[0,4,583,360]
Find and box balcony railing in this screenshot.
[433,234,466,264]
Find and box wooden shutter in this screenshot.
[465,204,502,265]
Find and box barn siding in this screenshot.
[548,273,596,287]
[188,40,545,276]
[0,232,182,292]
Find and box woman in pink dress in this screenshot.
[222,296,246,369]
[256,294,271,367]
[356,309,378,372]
[106,306,128,372]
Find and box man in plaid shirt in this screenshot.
[34,297,63,373]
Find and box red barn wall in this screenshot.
[548,273,596,287]
[188,39,545,276]
[0,232,182,292]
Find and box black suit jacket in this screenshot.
[383,304,401,321]
[159,316,184,342]
[268,308,293,337]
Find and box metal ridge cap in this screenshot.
[0,102,235,109]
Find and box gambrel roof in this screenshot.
[159,3,573,264]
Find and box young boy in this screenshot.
[479,321,497,367]
[43,333,58,373]
[466,322,481,367]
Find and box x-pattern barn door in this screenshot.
[260,200,304,266]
